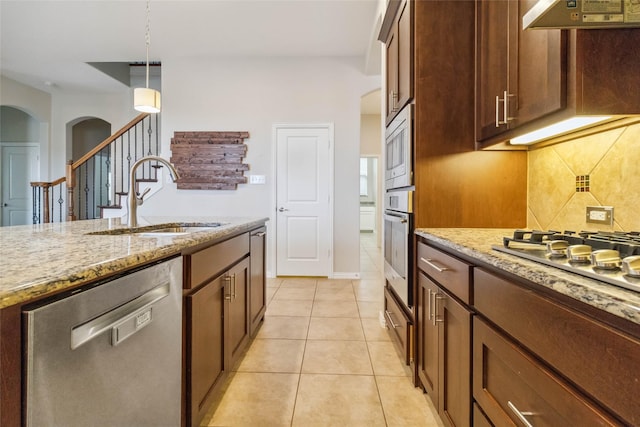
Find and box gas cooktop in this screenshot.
[492,230,640,293]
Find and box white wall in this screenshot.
[50,89,136,178]
[0,76,51,179]
[141,56,380,277]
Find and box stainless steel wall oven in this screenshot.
[383,104,414,309]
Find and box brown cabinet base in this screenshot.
[384,286,413,366]
[473,317,618,426]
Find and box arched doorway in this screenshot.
[68,118,112,219]
[0,106,41,226]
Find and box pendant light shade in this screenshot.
[134,87,161,113]
[134,0,161,113]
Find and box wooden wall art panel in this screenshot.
[170,131,249,190]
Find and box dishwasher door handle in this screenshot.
[70,282,171,350]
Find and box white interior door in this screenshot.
[1,144,40,226]
[275,125,332,277]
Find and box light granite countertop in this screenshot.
[0,216,268,309]
[416,228,640,327]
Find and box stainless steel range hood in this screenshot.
[523,0,640,29]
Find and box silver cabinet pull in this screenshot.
[223,275,232,300]
[502,90,509,126]
[421,257,449,273]
[389,90,398,112]
[431,290,437,326]
[231,273,237,300]
[253,231,266,237]
[507,401,534,427]
[496,90,516,126]
[427,288,433,323]
[434,293,445,324]
[385,310,399,329]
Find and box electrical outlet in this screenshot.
[586,206,613,226]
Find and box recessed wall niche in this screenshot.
[170,131,249,190]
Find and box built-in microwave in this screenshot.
[385,104,413,191]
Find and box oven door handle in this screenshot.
[384,213,409,224]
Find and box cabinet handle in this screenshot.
[507,401,535,427]
[253,231,266,237]
[390,90,398,112]
[223,275,232,301]
[427,289,433,322]
[385,310,399,329]
[496,90,516,126]
[434,293,445,324]
[231,273,237,300]
[431,290,437,326]
[420,257,449,273]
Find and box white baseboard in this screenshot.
[331,272,361,279]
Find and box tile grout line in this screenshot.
[289,278,316,427]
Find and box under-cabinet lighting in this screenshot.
[510,116,611,145]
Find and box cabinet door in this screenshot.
[513,0,565,127]
[249,228,266,337]
[437,287,472,427]
[473,317,618,426]
[385,0,413,124]
[187,273,227,427]
[417,272,439,404]
[475,0,510,141]
[475,0,565,143]
[396,0,412,111]
[386,28,399,121]
[228,257,250,366]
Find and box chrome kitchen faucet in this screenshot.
[127,155,180,227]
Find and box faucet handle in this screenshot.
[136,187,151,205]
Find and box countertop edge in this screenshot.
[416,229,640,328]
[0,217,268,309]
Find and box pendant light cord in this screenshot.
[145,0,151,89]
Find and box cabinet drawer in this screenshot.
[473,403,492,427]
[384,287,412,365]
[417,242,471,304]
[185,233,250,289]
[475,268,640,425]
[473,317,618,426]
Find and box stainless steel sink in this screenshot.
[87,222,224,236]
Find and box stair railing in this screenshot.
[31,112,162,223]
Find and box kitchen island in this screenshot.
[415,228,640,427]
[0,216,268,427]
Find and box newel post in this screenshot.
[42,185,51,223]
[66,160,76,221]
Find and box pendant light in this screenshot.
[134,0,161,113]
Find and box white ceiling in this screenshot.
[0,0,381,94]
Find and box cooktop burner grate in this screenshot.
[494,229,640,293]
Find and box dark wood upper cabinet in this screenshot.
[476,0,640,149]
[383,0,413,124]
[476,0,565,145]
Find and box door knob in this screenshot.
[278,207,289,212]
[2,203,7,207]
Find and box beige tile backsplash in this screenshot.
[528,122,640,232]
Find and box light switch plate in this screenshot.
[586,206,614,226]
[249,175,266,184]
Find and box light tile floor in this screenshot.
[201,232,443,427]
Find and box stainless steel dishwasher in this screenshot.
[23,256,182,427]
